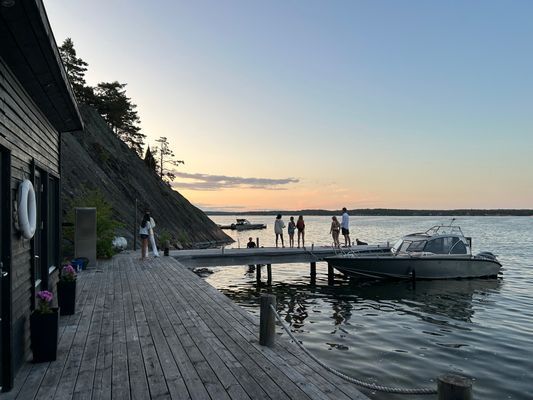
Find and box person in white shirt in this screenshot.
[341,207,351,247]
[139,213,151,260]
[148,212,159,257]
[274,214,286,248]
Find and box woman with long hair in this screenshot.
[296,215,305,248]
[330,216,340,247]
[139,212,151,260]
[274,214,285,248]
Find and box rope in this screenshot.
[269,304,437,395]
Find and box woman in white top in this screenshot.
[139,213,151,260]
[274,214,286,248]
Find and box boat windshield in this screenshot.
[423,236,468,255]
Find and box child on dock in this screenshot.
[288,217,296,248]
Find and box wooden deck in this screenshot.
[171,245,390,268]
[5,253,370,400]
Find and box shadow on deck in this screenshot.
[4,253,370,400]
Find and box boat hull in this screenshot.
[325,255,501,280]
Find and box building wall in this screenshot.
[0,56,61,371]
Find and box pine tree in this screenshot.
[94,82,146,156]
[154,137,184,182]
[144,146,157,171]
[59,38,95,103]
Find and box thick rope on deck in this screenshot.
[270,304,437,395]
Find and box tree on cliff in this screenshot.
[94,81,146,156]
[144,145,157,171]
[59,38,145,156]
[59,38,98,105]
[153,136,184,182]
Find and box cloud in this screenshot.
[170,172,299,191]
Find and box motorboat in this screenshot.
[324,224,502,280]
[218,219,267,231]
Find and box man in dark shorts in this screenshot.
[341,207,351,246]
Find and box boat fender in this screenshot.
[17,179,37,239]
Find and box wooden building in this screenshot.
[0,0,82,391]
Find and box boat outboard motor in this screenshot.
[476,251,498,261]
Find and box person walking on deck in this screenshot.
[296,215,305,248]
[341,207,351,247]
[274,214,286,248]
[288,216,296,248]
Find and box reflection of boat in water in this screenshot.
[218,219,267,231]
[325,223,502,280]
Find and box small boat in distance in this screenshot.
[325,223,502,280]
[218,219,267,231]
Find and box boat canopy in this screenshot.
[392,226,471,256]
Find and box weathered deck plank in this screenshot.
[7,253,370,400]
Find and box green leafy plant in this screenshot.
[157,228,172,249]
[63,189,123,259]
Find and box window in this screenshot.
[406,240,426,252]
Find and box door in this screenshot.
[0,148,13,391]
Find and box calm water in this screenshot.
[205,215,533,399]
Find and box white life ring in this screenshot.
[18,179,37,239]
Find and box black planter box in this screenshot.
[30,307,59,363]
[58,280,76,315]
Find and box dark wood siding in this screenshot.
[0,56,61,372]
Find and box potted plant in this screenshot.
[30,290,59,362]
[158,229,172,256]
[57,264,77,315]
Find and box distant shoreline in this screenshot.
[206,208,533,217]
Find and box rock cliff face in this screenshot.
[61,105,231,248]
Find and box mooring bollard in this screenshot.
[437,374,472,400]
[260,294,276,347]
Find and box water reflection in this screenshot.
[217,266,502,327]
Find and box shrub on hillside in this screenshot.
[63,189,123,259]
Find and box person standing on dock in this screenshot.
[247,237,256,248]
[296,215,305,248]
[341,207,351,247]
[147,210,160,257]
[330,216,341,247]
[288,216,296,248]
[274,214,286,248]
[139,212,151,260]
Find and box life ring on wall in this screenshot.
[18,179,37,239]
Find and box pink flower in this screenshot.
[37,290,53,303]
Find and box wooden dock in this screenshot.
[5,253,370,400]
[171,245,389,268]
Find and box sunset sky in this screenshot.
[45,1,533,211]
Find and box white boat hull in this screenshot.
[326,255,502,280]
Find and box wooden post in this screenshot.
[260,294,276,347]
[328,263,334,285]
[310,261,317,285]
[256,264,261,284]
[438,374,472,400]
[267,264,272,284]
[256,237,260,247]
